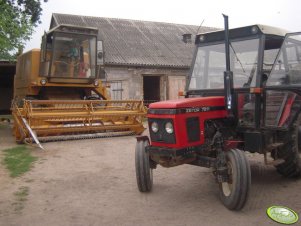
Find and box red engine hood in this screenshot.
[149,96,225,109]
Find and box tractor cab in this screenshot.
[39,24,104,84]
[187,25,296,129]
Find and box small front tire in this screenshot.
[135,139,153,192]
[219,149,251,210]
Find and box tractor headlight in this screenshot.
[151,121,159,133]
[94,79,99,86]
[40,78,47,85]
[165,122,174,134]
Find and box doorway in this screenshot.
[143,76,160,106]
[0,62,15,114]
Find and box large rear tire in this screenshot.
[135,139,153,192]
[219,149,251,210]
[274,115,301,177]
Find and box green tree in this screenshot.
[0,0,47,60]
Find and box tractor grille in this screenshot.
[186,117,200,142]
[148,118,176,144]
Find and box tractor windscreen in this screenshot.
[266,33,301,86]
[50,33,96,78]
[188,38,260,90]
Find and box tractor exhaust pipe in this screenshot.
[223,14,234,114]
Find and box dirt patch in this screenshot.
[0,125,300,226]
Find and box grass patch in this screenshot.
[14,186,29,202]
[2,146,38,177]
[12,186,30,213]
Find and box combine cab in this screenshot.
[12,25,146,145]
[135,16,301,210]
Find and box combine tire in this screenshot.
[135,139,153,192]
[219,149,251,210]
[274,115,301,177]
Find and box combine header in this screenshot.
[12,99,146,144]
[12,24,146,145]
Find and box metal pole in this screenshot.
[222,14,234,112]
[223,14,230,72]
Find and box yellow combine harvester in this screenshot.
[12,24,146,146]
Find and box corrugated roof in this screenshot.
[51,13,217,68]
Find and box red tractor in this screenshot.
[135,16,301,210]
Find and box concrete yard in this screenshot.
[0,123,300,226]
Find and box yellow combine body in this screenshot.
[12,24,146,145]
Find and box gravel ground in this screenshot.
[0,123,300,226]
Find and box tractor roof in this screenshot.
[254,24,289,36]
[196,24,289,44]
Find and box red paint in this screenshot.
[279,94,296,126]
[148,96,228,149]
[149,96,225,109]
[224,140,244,150]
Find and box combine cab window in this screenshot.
[188,38,260,90]
[50,33,96,78]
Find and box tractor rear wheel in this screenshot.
[135,139,153,192]
[219,149,251,210]
[274,115,301,177]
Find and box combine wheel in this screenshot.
[135,139,153,192]
[274,114,301,177]
[219,149,251,210]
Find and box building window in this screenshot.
[110,81,123,100]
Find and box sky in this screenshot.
[25,0,301,51]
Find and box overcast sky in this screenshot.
[25,0,301,51]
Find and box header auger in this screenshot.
[12,99,146,144]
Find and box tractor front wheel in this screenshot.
[135,139,153,192]
[219,149,251,210]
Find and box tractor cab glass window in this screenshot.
[189,44,225,90]
[188,38,260,90]
[50,33,96,78]
[262,36,284,76]
[267,33,301,86]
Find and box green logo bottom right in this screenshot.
[267,206,299,224]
